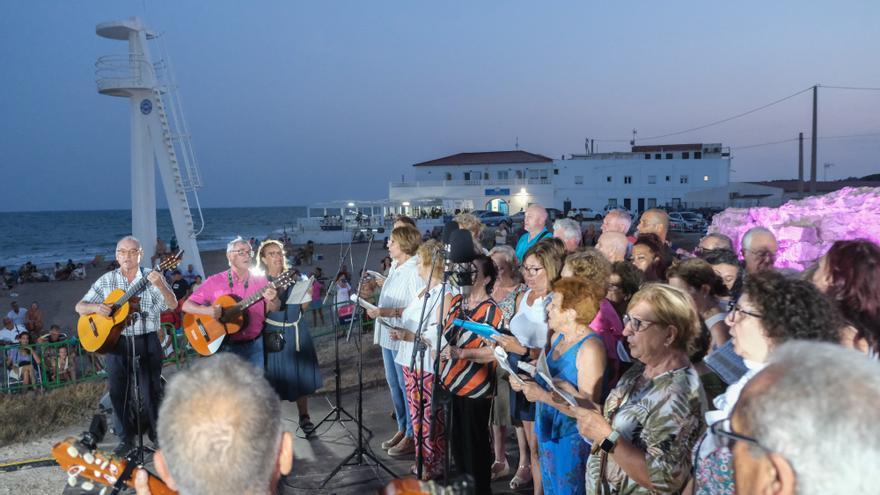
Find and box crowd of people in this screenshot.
[361,204,880,494]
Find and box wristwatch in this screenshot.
[600,430,621,454]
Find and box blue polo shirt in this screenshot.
[515,228,551,261]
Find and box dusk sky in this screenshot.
[3,1,879,212]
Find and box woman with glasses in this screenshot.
[495,240,562,494]
[811,239,880,355]
[257,240,323,436]
[576,284,706,495]
[511,277,608,495]
[488,245,528,483]
[684,271,842,495]
[441,254,503,492]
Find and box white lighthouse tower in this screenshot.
[95,17,205,276]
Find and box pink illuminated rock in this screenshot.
[709,187,880,271]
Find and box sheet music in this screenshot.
[493,347,526,385]
[534,350,579,408]
[286,275,314,305]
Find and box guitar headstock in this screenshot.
[52,438,176,495]
[157,251,185,272]
[271,270,299,291]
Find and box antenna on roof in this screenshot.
[630,129,637,147]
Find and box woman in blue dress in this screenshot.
[257,240,323,435]
[511,276,608,495]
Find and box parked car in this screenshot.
[680,212,708,231]
[567,208,602,220]
[668,212,703,232]
[472,210,510,227]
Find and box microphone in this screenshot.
[447,229,476,296]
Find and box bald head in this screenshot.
[525,204,548,233]
[601,209,632,235]
[596,232,628,262]
[637,208,669,242]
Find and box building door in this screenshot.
[637,198,645,213]
[486,198,509,214]
[623,198,632,211]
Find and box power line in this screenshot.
[731,132,880,151]
[592,86,815,142]
[821,85,880,91]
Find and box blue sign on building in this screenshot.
[485,188,510,196]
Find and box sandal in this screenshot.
[490,459,511,481]
[299,415,316,436]
[509,464,532,490]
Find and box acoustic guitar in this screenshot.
[183,270,297,356]
[52,437,177,495]
[77,252,184,353]
[379,477,474,494]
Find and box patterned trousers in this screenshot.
[403,367,446,477]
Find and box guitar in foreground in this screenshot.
[77,252,184,353]
[183,270,297,356]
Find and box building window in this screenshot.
[624,176,633,184]
[648,175,657,184]
[680,175,689,184]
[695,151,702,159]
[647,198,657,208]
[703,175,710,182]
[655,153,661,160]
[671,198,682,207]
[665,175,671,182]
[445,173,452,180]
[464,172,471,180]
[497,170,508,180]
[606,176,612,183]
[665,153,672,160]
[682,152,690,159]
[575,176,584,184]
[644,153,651,160]
[554,169,559,175]
[608,198,618,207]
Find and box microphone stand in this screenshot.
[313,231,360,434]
[322,231,395,487]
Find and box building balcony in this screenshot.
[390,178,552,188]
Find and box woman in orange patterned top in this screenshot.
[441,254,503,493]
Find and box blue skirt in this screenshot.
[264,305,323,402]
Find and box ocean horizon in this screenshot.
[1,206,307,269]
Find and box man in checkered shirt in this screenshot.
[76,235,177,456]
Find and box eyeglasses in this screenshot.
[731,303,763,320]
[231,249,253,257]
[710,418,767,451]
[115,249,141,257]
[622,314,656,333]
[743,249,776,259]
[520,265,544,277]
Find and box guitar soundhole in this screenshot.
[88,318,99,337]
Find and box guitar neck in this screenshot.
[114,271,152,308]
[227,282,275,316]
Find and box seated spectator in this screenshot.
[7,300,27,326]
[6,332,41,388]
[0,317,26,344]
[24,301,44,336]
[631,233,668,282]
[740,227,778,275]
[49,345,77,383]
[71,263,87,280]
[134,354,294,495]
[38,324,67,344]
[54,262,70,281]
[88,254,105,268]
[726,341,880,495]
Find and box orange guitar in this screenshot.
[52,437,177,495]
[183,270,297,356]
[77,252,184,353]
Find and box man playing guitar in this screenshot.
[182,237,280,368]
[75,236,177,456]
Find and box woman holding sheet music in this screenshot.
[510,277,608,495]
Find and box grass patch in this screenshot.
[0,382,105,448]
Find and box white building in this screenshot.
[389,143,731,215]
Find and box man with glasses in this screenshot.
[695,233,734,256]
[713,341,880,495]
[183,237,280,368]
[740,227,778,275]
[75,236,178,455]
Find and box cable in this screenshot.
[592,86,815,142]
[731,132,880,151]
[820,85,880,91]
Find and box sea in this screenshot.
[0,206,307,269]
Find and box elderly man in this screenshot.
[636,208,670,244]
[697,233,734,254]
[723,341,880,495]
[515,204,551,261]
[183,237,279,368]
[134,354,294,495]
[76,235,177,455]
[596,232,629,263]
[7,301,26,327]
[0,317,25,344]
[740,227,778,275]
[601,209,633,239]
[553,218,582,253]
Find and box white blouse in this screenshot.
[509,288,549,349]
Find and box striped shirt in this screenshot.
[441,295,502,399]
[82,268,169,336]
[373,256,425,350]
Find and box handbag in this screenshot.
[263,327,285,353]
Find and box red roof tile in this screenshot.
[413,150,553,167]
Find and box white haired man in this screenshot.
[134,354,294,495]
[601,209,633,237]
[182,237,279,368]
[553,218,582,253]
[740,227,778,275]
[75,236,177,455]
[718,341,880,495]
[515,204,551,261]
[595,232,628,263]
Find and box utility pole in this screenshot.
[798,132,804,196]
[810,85,818,193]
